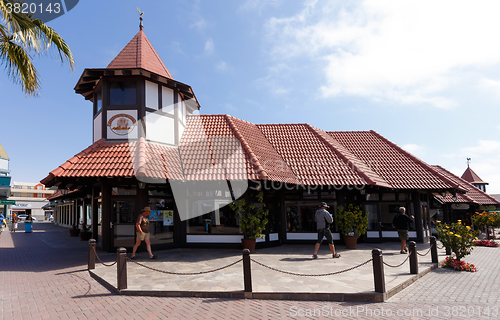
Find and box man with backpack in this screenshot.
[393,207,414,254]
[313,202,341,259]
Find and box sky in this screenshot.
[1,0,500,194]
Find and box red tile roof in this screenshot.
[461,166,487,184]
[328,131,459,190]
[432,165,500,205]
[41,115,467,193]
[107,29,173,80]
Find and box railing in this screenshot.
[87,236,442,294]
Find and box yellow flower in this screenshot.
[458,220,462,223]
[456,234,461,238]
[475,237,478,240]
[449,232,454,235]
[466,226,471,230]
[437,220,441,223]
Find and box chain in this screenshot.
[126,257,243,275]
[436,243,445,250]
[383,252,410,268]
[416,243,434,257]
[250,258,373,277]
[92,246,117,267]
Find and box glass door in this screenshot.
[112,200,136,248]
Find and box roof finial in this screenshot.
[467,157,471,167]
[137,7,144,30]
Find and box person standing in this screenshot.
[11,213,18,232]
[393,207,414,254]
[131,207,157,260]
[313,202,340,259]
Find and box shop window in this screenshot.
[365,204,379,230]
[286,203,331,232]
[111,186,137,196]
[95,88,102,112]
[380,203,414,230]
[366,193,379,201]
[148,198,175,245]
[320,190,336,200]
[109,81,136,105]
[382,193,396,201]
[302,189,318,200]
[186,200,241,234]
[399,193,412,201]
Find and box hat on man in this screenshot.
[320,202,329,208]
[142,206,151,212]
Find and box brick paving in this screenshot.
[1,222,500,319]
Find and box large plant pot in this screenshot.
[80,231,92,241]
[241,239,256,253]
[69,228,80,237]
[343,235,358,249]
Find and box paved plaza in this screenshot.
[1,222,500,319]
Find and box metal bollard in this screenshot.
[88,239,96,270]
[409,241,418,274]
[242,249,252,293]
[430,236,438,263]
[117,247,127,291]
[372,249,386,293]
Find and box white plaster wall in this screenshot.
[93,113,102,142]
[162,87,174,114]
[145,80,158,110]
[145,112,175,145]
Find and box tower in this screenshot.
[74,22,200,146]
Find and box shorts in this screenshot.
[317,228,333,244]
[397,229,409,240]
[137,232,150,241]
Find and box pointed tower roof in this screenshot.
[461,166,487,184]
[0,143,9,159]
[107,29,173,80]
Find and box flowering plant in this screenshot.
[435,220,480,261]
[472,211,500,229]
[473,239,499,247]
[441,256,477,272]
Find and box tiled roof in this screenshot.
[461,166,487,184]
[328,131,459,190]
[41,115,468,192]
[107,29,173,80]
[432,165,500,205]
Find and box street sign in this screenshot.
[0,200,15,205]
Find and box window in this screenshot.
[109,81,136,105]
[111,186,137,196]
[96,88,102,112]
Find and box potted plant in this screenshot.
[336,204,369,249]
[69,223,80,237]
[229,191,269,253]
[79,222,92,241]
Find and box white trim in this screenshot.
[381,231,399,238]
[286,232,340,240]
[269,233,279,241]
[367,231,380,238]
[186,235,243,243]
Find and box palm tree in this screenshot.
[0,0,74,96]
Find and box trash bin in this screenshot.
[24,222,32,233]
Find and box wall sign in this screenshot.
[107,114,137,136]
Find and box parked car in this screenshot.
[17,215,36,221]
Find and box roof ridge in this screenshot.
[306,125,391,188]
[433,165,500,204]
[225,115,269,180]
[370,130,464,192]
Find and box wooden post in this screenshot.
[409,241,418,274]
[372,249,386,293]
[88,239,96,270]
[242,249,252,294]
[117,247,127,291]
[430,236,438,263]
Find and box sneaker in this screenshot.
[400,250,406,254]
[150,255,158,259]
[130,256,137,260]
[312,254,318,259]
[332,253,341,258]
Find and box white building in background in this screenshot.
[0,143,11,199]
[8,182,56,220]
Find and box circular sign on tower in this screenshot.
[107,114,137,135]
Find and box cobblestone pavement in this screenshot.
[1,222,499,319]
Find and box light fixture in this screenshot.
[440,191,447,198]
[138,182,146,189]
[360,189,366,195]
[60,189,68,195]
[452,194,457,202]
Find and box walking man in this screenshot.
[131,207,157,260]
[393,207,414,254]
[313,202,340,259]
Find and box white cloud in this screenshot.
[461,140,500,157]
[263,0,500,109]
[479,78,500,98]
[215,61,232,73]
[204,39,214,54]
[402,143,425,156]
